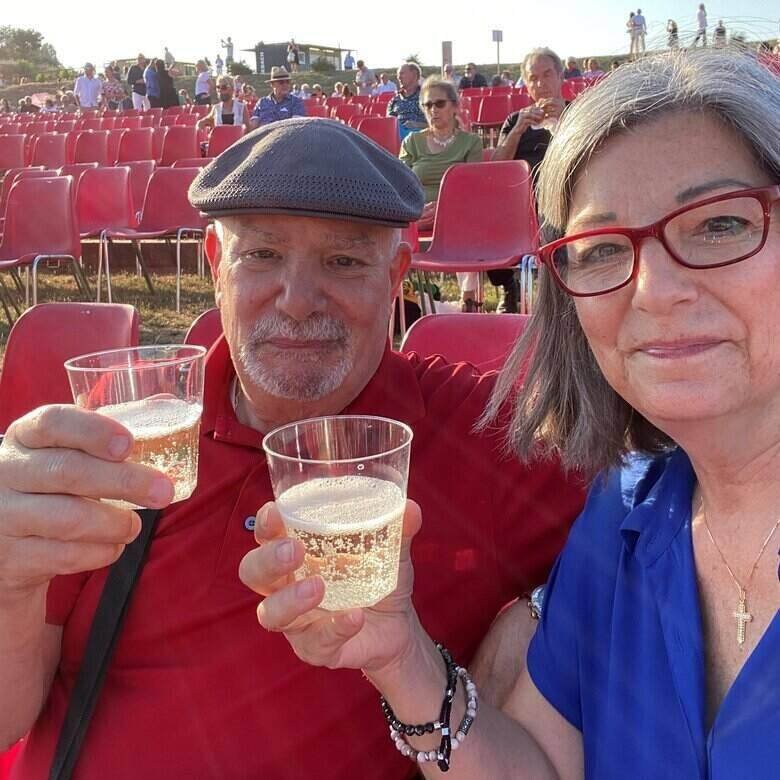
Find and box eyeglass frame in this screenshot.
[422,98,455,110]
[537,185,780,297]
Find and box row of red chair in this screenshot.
[0,125,243,169]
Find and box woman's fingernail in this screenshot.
[108,434,130,458]
[296,578,317,598]
[276,540,294,563]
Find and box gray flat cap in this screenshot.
[189,117,424,227]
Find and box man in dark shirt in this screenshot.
[458,62,488,89]
[127,53,148,111]
[490,47,566,312]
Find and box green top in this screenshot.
[399,130,483,202]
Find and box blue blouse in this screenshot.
[527,448,779,779]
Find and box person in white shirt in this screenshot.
[634,9,647,55]
[693,3,708,46]
[354,60,376,96]
[215,55,224,76]
[374,73,397,94]
[73,63,103,108]
[195,59,213,105]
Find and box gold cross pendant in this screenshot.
[733,590,753,647]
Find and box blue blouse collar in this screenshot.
[619,448,697,567]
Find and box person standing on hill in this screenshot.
[73,63,103,109]
[634,8,647,55]
[127,54,149,111]
[354,60,376,96]
[693,3,708,46]
[195,60,213,105]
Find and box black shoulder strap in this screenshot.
[49,508,160,780]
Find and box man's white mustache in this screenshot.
[247,314,349,343]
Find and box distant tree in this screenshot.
[228,60,253,76]
[404,53,422,66]
[0,26,60,68]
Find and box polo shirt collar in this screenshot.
[619,447,696,566]
[201,336,425,450]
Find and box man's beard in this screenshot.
[237,313,354,401]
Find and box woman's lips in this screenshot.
[634,340,725,359]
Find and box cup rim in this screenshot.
[262,414,413,465]
[64,344,207,373]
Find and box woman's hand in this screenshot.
[239,499,424,675]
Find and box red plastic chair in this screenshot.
[510,93,533,113]
[189,105,210,117]
[489,86,513,95]
[472,95,512,130]
[116,127,155,162]
[171,157,213,168]
[304,103,328,118]
[57,162,100,200]
[30,133,67,168]
[80,117,103,131]
[140,113,159,128]
[324,96,344,111]
[400,312,528,369]
[349,95,371,107]
[121,159,156,217]
[0,303,140,432]
[0,168,48,224]
[0,134,25,169]
[460,87,488,98]
[106,128,127,164]
[76,166,136,301]
[175,113,199,126]
[206,124,244,157]
[0,176,89,311]
[332,104,364,123]
[120,116,143,130]
[374,92,395,104]
[0,739,24,777]
[354,116,400,155]
[411,162,536,311]
[160,115,179,127]
[151,126,167,160]
[102,167,207,310]
[73,130,110,165]
[163,105,186,115]
[184,307,222,349]
[159,126,199,166]
[145,107,164,119]
[99,116,118,130]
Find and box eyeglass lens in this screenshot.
[424,99,450,110]
[554,195,766,295]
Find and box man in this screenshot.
[215,53,224,76]
[375,72,397,94]
[0,118,583,779]
[73,62,103,109]
[713,19,727,47]
[386,61,425,137]
[250,66,306,128]
[458,62,488,89]
[634,8,647,55]
[354,59,375,96]
[491,47,567,313]
[221,36,234,65]
[563,56,581,79]
[343,50,355,70]
[144,57,161,108]
[164,46,175,67]
[127,54,149,111]
[441,63,459,88]
[194,59,213,105]
[500,69,514,86]
[693,3,707,47]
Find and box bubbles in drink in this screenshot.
[277,475,405,611]
[98,397,202,506]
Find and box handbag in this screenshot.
[48,509,161,780]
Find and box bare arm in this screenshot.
[492,107,544,161]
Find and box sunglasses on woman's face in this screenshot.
[217,85,231,90]
[423,99,452,110]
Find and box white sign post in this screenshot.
[492,29,503,73]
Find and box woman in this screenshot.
[626,11,639,58]
[241,83,258,113]
[241,49,779,777]
[332,81,344,97]
[0,98,12,113]
[197,75,250,130]
[399,76,483,311]
[340,83,354,99]
[101,66,126,110]
[287,40,299,73]
[667,19,680,49]
[156,58,179,108]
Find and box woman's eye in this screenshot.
[695,215,752,241]
[578,243,631,264]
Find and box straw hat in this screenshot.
[265,66,291,83]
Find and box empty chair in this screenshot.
[80,117,103,131]
[73,130,110,165]
[354,116,400,155]
[163,105,186,115]
[349,95,371,107]
[175,114,199,126]
[159,126,200,166]
[472,95,512,131]
[106,128,127,164]
[0,303,140,432]
[30,133,67,168]
[160,115,179,127]
[116,127,155,162]
[510,92,533,112]
[0,167,48,219]
[0,134,25,169]
[0,176,89,311]
[140,113,159,128]
[460,87,488,98]
[206,124,244,157]
[171,157,213,168]
[121,159,156,217]
[184,307,222,349]
[99,116,118,130]
[151,126,167,160]
[400,312,528,370]
[76,166,136,301]
[57,162,100,201]
[189,105,210,118]
[120,116,143,130]
[304,103,329,118]
[145,107,164,120]
[102,167,207,310]
[332,104,364,123]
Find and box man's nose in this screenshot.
[274,273,327,321]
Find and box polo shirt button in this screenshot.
[244,516,256,531]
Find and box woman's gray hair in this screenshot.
[482,48,780,475]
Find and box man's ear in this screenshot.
[206,224,223,306]
[390,234,413,301]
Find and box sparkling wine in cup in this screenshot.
[263,415,413,611]
[65,345,206,508]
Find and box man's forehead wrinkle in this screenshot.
[324,232,377,249]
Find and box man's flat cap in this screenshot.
[189,117,424,227]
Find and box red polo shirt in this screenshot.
[13,339,584,780]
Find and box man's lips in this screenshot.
[260,338,342,350]
[632,339,726,359]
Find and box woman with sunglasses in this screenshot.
[197,76,250,131]
[240,49,779,778]
[400,76,483,310]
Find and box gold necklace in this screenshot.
[700,503,780,648]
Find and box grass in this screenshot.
[0,268,505,365]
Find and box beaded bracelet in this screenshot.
[380,644,479,772]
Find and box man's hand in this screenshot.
[536,98,566,120]
[0,405,174,597]
[508,106,546,136]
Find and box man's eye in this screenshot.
[242,249,277,261]
[330,256,364,269]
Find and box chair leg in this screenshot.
[31,257,40,305]
[422,272,436,313]
[72,258,91,299]
[24,266,30,307]
[96,233,104,302]
[105,238,114,303]
[176,229,183,313]
[9,268,24,296]
[134,243,155,293]
[0,276,17,326]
